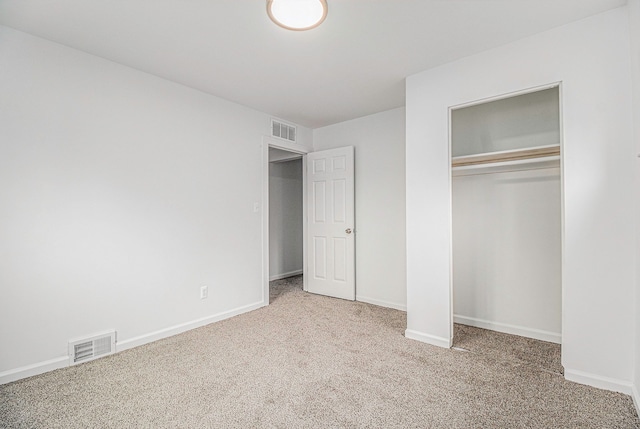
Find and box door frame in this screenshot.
[261,136,310,307]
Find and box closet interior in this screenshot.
[451,86,562,345]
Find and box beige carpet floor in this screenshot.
[1,275,639,428]
[452,324,564,376]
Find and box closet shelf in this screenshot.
[452,144,560,177]
[452,144,560,167]
[452,156,560,176]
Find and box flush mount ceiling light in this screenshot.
[267,0,328,31]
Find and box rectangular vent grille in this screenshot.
[69,331,116,365]
[271,119,296,142]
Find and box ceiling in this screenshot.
[0,0,627,128]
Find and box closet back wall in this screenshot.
[452,168,562,341]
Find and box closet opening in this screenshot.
[450,85,563,373]
[268,147,305,303]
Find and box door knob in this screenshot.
[345,228,352,234]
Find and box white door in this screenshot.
[306,146,355,300]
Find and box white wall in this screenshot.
[629,0,640,412]
[313,108,407,310]
[451,87,560,156]
[452,167,562,342]
[269,159,303,280]
[406,7,636,394]
[0,26,312,382]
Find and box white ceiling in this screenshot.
[0,0,627,128]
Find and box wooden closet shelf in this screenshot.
[451,145,560,168]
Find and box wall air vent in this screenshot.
[68,331,116,365]
[271,119,296,142]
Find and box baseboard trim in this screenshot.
[404,329,452,348]
[117,301,265,352]
[269,270,303,281]
[454,315,561,344]
[632,384,640,417]
[0,301,265,385]
[0,356,68,385]
[356,295,406,311]
[564,368,634,395]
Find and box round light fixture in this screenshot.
[267,0,328,31]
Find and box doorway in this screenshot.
[262,139,308,306]
[449,84,563,371]
[261,137,356,306]
[269,148,304,301]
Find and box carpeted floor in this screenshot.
[452,323,564,376]
[1,275,639,428]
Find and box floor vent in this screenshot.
[68,331,116,365]
[271,119,296,142]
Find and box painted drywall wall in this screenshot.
[406,7,636,392]
[313,108,407,310]
[629,0,640,412]
[0,26,311,381]
[269,159,303,280]
[452,167,561,342]
[451,87,560,156]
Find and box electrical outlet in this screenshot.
[200,286,208,300]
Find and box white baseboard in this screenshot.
[632,384,640,417]
[0,356,68,385]
[0,301,265,385]
[564,368,634,395]
[269,270,303,281]
[405,329,452,348]
[454,315,561,344]
[117,301,265,351]
[356,295,406,311]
